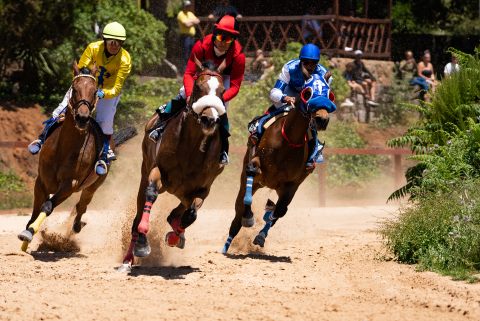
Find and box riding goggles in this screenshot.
[106,39,123,47]
[215,34,235,44]
[301,59,319,66]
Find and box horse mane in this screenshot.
[202,60,218,73]
[79,66,91,75]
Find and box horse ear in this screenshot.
[91,62,98,76]
[194,54,204,73]
[324,70,331,82]
[217,59,226,74]
[73,60,80,76]
[301,63,311,81]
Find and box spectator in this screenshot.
[302,6,321,43]
[412,50,437,100]
[352,50,379,105]
[245,50,273,82]
[326,52,337,69]
[208,0,242,19]
[398,50,417,81]
[444,54,460,77]
[341,62,364,107]
[177,0,200,72]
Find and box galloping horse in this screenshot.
[118,57,227,272]
[18,61,111,251]
[222,66,336,253]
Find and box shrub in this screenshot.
[377,180,480,279]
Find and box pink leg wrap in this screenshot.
[138,202,152,234]
[167,218,185,246]
[123,232,139,264]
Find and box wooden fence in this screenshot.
[198,15,391,59]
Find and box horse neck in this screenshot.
[60,106,89,141]
[282,107,310,145]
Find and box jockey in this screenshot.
[269,43,331,170]
[28,22,132,176]
[149,15,245,165]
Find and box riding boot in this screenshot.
[148,103,171,143]
[28,117,57,155]
[96,138,111,176]
[219,126,230,165]
[305,131,317,171]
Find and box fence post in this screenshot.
[394,154,402,190]
[318,158,326,207]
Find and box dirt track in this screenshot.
[1,201,480,321]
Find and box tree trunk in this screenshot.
[148,0,168,21]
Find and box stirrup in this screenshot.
[219,152,229,165]
[28,139,43,155]
[95,160,108,175]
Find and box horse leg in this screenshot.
[133,167,161,257]
[253,183,298,248]
[18,178,47,251]
[18,179,74,250]
[118,164,160,272]
[71,184,98,234]
[169,193,206,248]
[222,158,262,253]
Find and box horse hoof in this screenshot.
[253,233,266,248]
[117,261,132,273]
[133,243,151,257]
[165,232,186,249]
[242,217,255,228]
[72,221,86,234]
[18,229,33,243]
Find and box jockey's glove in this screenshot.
[97,90,105,99]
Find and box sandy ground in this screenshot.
[1,201,480,321]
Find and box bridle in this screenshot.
[188,72,225,123]
[67,74,99,119]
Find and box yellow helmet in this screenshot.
[102,22,126,41]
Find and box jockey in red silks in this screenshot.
[149,15,246,165]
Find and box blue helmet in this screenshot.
[299,44,320,60]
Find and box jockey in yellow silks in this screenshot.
[28,22,132,176]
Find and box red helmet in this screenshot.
[213,15,240,37]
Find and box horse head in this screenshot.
[300,66,336,131]
[71,61,98,131]
[189,55,227,136]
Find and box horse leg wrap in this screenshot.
[167,218,185,246]
[180,208,197,229]
[263,200,277,222]
[221,235,234,254]
[138,202,152,234]
[243,176,254,205]
[260,221,273,238]
[29,212,47,235]
[123,232,139,264]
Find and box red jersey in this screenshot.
[184,34,245,103]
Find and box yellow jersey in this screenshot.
[177,11,197,37]
[78,41,132,100]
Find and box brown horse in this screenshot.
[118,57,227,272]
[17,61,111,251]
[222,66,335,253]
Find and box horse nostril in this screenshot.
[201,116,209,124]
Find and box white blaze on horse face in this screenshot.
[191,76,226,120]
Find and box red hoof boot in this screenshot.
[166,218,186,249]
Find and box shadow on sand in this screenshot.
[117,265,202,279]
[30,251,87,262]
[223,253,292,263]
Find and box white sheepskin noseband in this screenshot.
[191,77,226,120]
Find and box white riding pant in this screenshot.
[52,88,121,135]
[180,75,231,109]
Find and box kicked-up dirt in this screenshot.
[1,200,480,320]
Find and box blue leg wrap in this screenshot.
[222,235,234,253]
[243,176,254,205]
[260,221,273,238]
[263,209,275,223]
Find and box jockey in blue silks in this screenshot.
[269,43,333,170]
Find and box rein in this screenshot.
[281,118,306,147]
